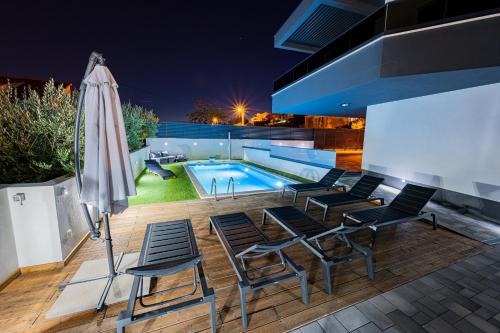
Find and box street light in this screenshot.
[233,103,247,126]
[212,116,218,125]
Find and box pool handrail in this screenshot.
[210,177,217,201]
[227,177,235,199]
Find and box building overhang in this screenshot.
[274,0,384,53]
[272,13,500,117]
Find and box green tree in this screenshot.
[0,80,80,183]
[121,102,159,151]
[187,100,229,124]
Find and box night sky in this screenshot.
[1,1,306,121]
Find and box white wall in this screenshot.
[129,146,150,179]
[0,188,18,283]
[363,83,500,203]
[147,138,244,160]
[6,184,63,267]
[243,139,336,181]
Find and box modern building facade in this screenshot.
[273,0,500,220]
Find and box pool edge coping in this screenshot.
[183,160,297,200]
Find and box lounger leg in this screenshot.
[369,229,377,249]
[261,211,267,225]
[379,198,385,205]
[431,213,437,230]
[239,283,248,329]
[293,191,298,203]
[322,261,333,295]
[300,270,309,304]
[209,220,213,234]
[304,198,310,212]
[116,313,130,333]
[366,251,374,280]
[281,187,286,198]
[209,295,217,333]
[322,207,329,223]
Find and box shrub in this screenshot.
[0,81,159,184]
[121,102,159,151]
[0,80,79,183]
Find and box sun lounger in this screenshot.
[281,168,346,202]
[209,212,308,328]
[117,220,216,333]
[305,175,385,222]
[343,184,437,247]
[145,159,176,179]
[262,206,374,295]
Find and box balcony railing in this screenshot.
[274,0,500,92]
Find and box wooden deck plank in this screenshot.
[0,192,486,333]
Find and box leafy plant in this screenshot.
[0,80,79,183]
[0,81,159,184]
[121,102,159,151]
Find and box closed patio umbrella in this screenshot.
[80,64,136,212]
[62,52,136,311]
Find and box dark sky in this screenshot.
[1,1,306,121]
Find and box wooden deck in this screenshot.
[0,191,487,333]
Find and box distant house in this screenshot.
[0,76,72,95]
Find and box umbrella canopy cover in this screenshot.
[80,65,136,214]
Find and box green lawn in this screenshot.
[128,162,198,205]
[128,160,310,206]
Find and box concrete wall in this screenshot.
[243,139,336,181]
[129,146,150,179]
[0,188,18,284]
[147,138,244,160]
[363,83,500,207]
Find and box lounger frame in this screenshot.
[209,213,308,328]
[305,195,385,222]
[262,207,374,295]
[281,168,346,203]
[343,208,437,247]
[117,220,216,333]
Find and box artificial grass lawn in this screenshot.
[128,160,311,205]
[128,162,198,205]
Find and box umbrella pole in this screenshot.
[74,51,105,240]
[96,212,124,310]
[60,52,124,312]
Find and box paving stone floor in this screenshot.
[294,246,500,333]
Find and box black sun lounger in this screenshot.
[209,213,308,328]
[117,220,216,333]
[343,184,438,248]
[262,206,374,295]
[145,159,176,179]
[305,175,385,222]
[282,168,346,203]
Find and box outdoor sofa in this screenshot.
[281,167,346,203]
[150,151,187,164]
[305,175,385,222]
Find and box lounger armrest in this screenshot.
[126,255,202,277]
[308,222,375,242]
[235,236,304,258]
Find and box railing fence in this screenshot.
[156,122,364,150]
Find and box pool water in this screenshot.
[186,162,296,195]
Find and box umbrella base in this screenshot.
[48,252,150,318]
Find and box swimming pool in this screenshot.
[185,162,296,197]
